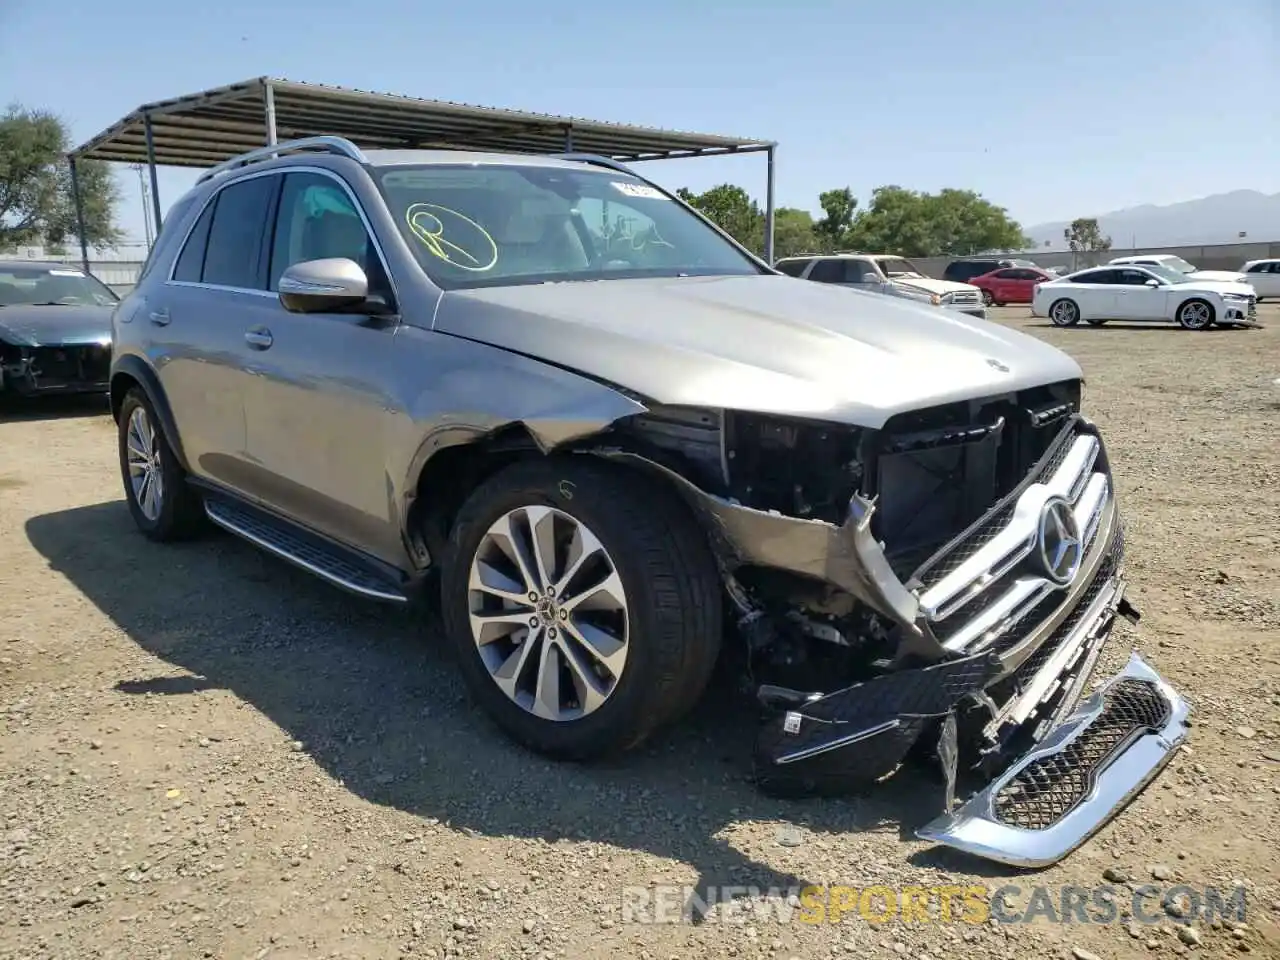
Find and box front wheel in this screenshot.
[1177,298,1215,330]
[1049,298,1081,326]
[1085,317,1108,327]
[439,458,723,760]
[980,289,994,307]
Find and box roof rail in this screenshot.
[551,152,640,175]
[196,136,368,184]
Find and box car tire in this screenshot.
[1176,298,1215,330]
[117,388,207,541]
[1085,317,1108,326]
[439,457,723,761]
[980,290,994,307]
[1049,298,1081,326]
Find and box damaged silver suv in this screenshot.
[110,137,1188,868]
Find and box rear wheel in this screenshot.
[1177,298,1214,330]
[439,458,722,760]
[117,388,206,541]
[1049,298,1081,326]
[980,289,994,307]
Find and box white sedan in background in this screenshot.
[1108,253,1247,284]
[1240,259,1280,300]
[1031,264,1259,330]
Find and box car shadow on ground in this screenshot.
[25,501,1010,911]
[0,393,111,422]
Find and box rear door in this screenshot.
[157,173,280,491]
[1065,269,1117,318]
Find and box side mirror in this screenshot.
[1144,278,1160,288]
[278,258,370,314]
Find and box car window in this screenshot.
[774,259,810,277]
[1116,269,1154,285]
[1071,270,1115,284]
[376,164,760,290]
[269,172,385,294]
[0,265,118,306]
[991,269,1019,279]
[807,259,846,283]
[1009,269,1041,280]
[845,260,881,282]
[172,198,217,283]
[201,175,278,290]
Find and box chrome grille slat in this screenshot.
[921,434,1101,620]
[915,423,1117,660]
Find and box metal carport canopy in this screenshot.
[68,76,778,264]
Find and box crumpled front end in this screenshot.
[591,393,1184,868]
[0,341,112,397]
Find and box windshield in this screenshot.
[876,257,927,279]
[1141,264,1194,284]
[0,265,119,307]
[375,164,764,290]
[1160,257,1198,274]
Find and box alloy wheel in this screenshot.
[125,406,164,521]
[1179,301,1212,329]
[1050,300,1079,326]
[467,505,629,722]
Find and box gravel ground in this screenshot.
[2,306,1278,960]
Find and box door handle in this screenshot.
[148,309,171,326]
[244,327,273,350]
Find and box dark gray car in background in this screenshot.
[108,137,1189,869]
[0,260,117,398]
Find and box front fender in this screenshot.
[393,326,650,514]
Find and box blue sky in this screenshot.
[2,0,1276,249]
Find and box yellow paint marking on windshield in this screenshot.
[405,203,498,271]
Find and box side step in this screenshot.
[204,497,408,603]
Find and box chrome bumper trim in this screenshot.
[915,652,1190,868]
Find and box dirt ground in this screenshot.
[2,307,1278,960]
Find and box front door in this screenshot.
[1110,268,1168,320]
[240,169,408,565]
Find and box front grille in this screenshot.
[28,344,110,383]
[991,678,1170,830]
[909,420,1114,657]
[946,291,982,306]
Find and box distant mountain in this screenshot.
[1024,190,1280,251]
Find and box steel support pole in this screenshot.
[264,81,278,146]
[564,125,574,151]
[68,157,90,274]
[143,113,163,236]
[764,145,776,265]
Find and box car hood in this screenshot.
[0,305,114,347]
[1189,270,1248,283]
[1179,280,1256,296]
[433,274,1083,429]
[890,276,976,296]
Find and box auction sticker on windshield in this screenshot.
[49,270,86,277]
[611,181,666,200]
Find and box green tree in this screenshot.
[847,185,1029,257]
[1063,217,1111,253]
[676,184,763,251]
[772,207,817,258]
[0,104,121,252]
[815,187,857,251]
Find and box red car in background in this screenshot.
[969,266,1057,306]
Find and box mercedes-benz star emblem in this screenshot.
[1037,497,1082,585]
[986,358,1010,372]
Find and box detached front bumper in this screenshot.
[916,652,1189,867]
